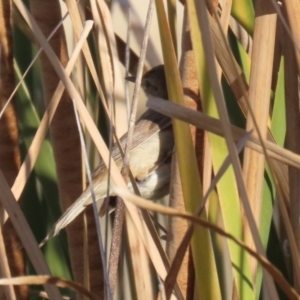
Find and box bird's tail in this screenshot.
[39,187,98,248]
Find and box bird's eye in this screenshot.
[144,80,151,89]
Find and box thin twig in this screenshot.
[72,99,113,300]
[164,133,251,298]
[125,5,132,120]
[199,1,278,298]
[0,12,68,120]
[108,0,155,295]
[107,6,132,289]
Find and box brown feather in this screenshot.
[40,65,173,246]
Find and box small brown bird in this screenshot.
[40,65,173,246]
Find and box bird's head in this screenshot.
[126,65,168,99]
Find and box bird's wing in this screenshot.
[130,109,172,150]
[92,109,171,179]
[40,110,172,246]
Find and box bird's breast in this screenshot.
[128,127,173,199]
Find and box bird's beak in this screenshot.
[125,76,136,83]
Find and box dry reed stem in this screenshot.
[284,16,300,291]
[147,97,300,169]
[0,275,99,300]
[115,186,300,300]
[284,0,300,73]
[0,171,62,299]
[14,0,170,292]
[242,0,277,285]
[10,21,93,207]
